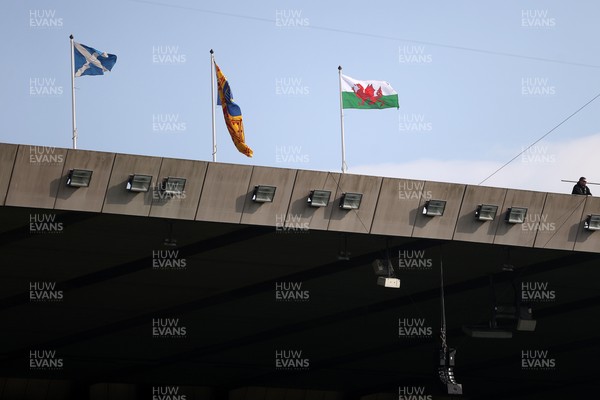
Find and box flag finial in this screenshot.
[338,65,342,71]
[210,49,214,54]
[69,34,74,39]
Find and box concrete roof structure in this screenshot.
[1,142,599,399]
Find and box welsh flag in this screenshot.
[341,74,399,110]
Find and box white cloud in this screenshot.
[351,133,600,194]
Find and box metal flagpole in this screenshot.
[210,49,217,162]
[338,66,347,173]
[70,35,78,149]
[561,179,600,185]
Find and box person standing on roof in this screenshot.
[572,177,592,196]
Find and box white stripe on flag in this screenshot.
[74,42,109,77]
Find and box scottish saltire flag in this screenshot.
[73,42,117,77]
[214,62,253,157]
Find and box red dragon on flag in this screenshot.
[351,83,385,106]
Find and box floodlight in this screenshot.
[476,204,498,221]
[307,190,331,207]
[66,169,93,187]
[161,177,186,195]
[584,214,600,231]
[339,193,362,210]
[372,259,400,289]
[516,304,537,332]
[126,174,152,192]
[252,185,276,203]
[377,276,400,288]
[422,200,446,216]
[506,207,528,224]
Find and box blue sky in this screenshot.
[2,0,600,193]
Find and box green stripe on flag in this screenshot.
[342,92,399,109]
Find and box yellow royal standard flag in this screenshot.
[215,62,253,157]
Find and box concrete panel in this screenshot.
[102,154,162,216]
[230,388,342,400]
[230,387,267,400]
[89,383,137,400]
[285,170,341,231]
[2,378,27,399]
[360,395,395,400]
[149,158,208,220]
[321,392,343,400]
[327,173,383,234]
[412,181,466,240]
[180,386,216,400]
[5,145,67,209]
[453,185,507,243]
[534,193,587,250]
[308,391,343,400]
[0,143,17,205]
[196,163,253,224]
[240,166,298,227]
[46,380,73,400]
[282,389,304,400]
[371,178,426,237]
[574,196,600,253]
[265,388,286,399]
[493,189,547,248]
[55,150,116,212]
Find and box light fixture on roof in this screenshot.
[339,193,362,210]
[584,214,600,231]
[463,271,536,338]
[506,207,528,224]
[126,174,152,192]
[475,204,498,221]
[307,190,331,207]
[161,177,186,195]
[372,259,401,288]
[516,304,537,332]
[252,185,276,203]
[372,239,400,288]
[66,169,93,187]
[423,200,446,216]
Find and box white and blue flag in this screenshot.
[73,42,117,77]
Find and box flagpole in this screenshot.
[210,49,217,162]
[338,66,346,173]
[70,35,77,149]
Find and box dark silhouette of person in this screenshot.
[572,177,592,196]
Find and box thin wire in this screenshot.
[328,172,372,234]
[478,92,600,186]
[128,0,600,69]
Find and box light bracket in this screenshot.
[339,193,362,210]
[423,200,446,216]
[584,214,600,231]
[66,169,93,187]
[252,185,276,203]
[161,177,186,195]
[476,204,498,221]
[506,207,528,224]
[126,174,152,192]
[307,190,331,207]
